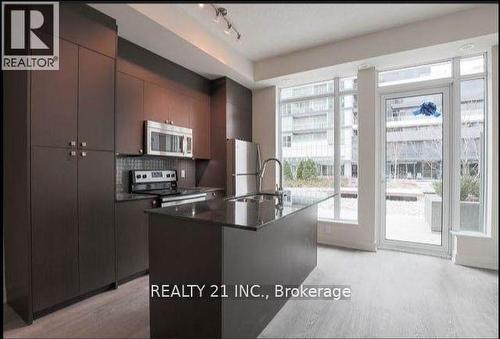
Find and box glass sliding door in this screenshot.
[380,87,450,256]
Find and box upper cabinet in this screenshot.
[116,38,212,159]
[225,79,252,142]
[31,40,115,152]
[78,47,115,151]
[144,81,168,123]
[60,3,117,58]
[167,89,191,128]
[116,72,144,155]
[31,39,78,149]
[192,95,211,159]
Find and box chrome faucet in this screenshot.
[258,158,283,196]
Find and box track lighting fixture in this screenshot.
[199,4,242,43]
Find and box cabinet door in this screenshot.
[31,147,78,312]
[116,72,144,155]
[31,39,78,148]
[78,47,115,151]
[192,96,211,159]
[78,150,115,293]
[116,199,153,281]
[167,90,191,128]
[144,82,168,123]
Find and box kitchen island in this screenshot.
[146,191,336,338]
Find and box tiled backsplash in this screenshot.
[116,155,196,193]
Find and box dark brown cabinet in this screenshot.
[192,96,211,159]
[4,5,117,323]
[31,39,78,149]
[116,72,144,155]
[168,90,191,128]
[197,78,252,189]
[116,199,153,281]
[144,81,168,123]
[78,150,116,294]
[31,147,79,312]
[78,47,115,151]
[143,82,192,128]
[60,3,117,59]
[31,148,116,311]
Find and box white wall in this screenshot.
[255,5,499,82]
[453,45,499,270]
[252,87,278,191]
[317,68,379,251]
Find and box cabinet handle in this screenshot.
[139,149,143,154]
[81,141,87,147]
[70,151,77,156]
[69,141,76,147]
[81,151,87,157]
[152,200,157,207]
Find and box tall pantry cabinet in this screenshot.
[3,4,117,323]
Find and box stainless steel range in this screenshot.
[130,170,207,207]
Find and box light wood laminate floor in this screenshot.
[4,246,498,338]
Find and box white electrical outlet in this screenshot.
[181,169,185,178]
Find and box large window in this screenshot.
[280,77,358,222]
[458,55,487,233]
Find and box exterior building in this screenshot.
[280,80,358,179]
[280,78,483,181]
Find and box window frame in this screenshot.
[378,59,453,87]
[377,53,489,236]
[278,76,359,223]
[452,53,488,235]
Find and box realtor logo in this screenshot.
[2,1,59,70]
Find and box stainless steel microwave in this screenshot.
[145,120,193,158]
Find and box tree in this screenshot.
[432,176,479,201]
[283,160,293,180]
[296,159,317,181]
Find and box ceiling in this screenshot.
[176,3,480,61]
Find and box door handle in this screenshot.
[81,151,87,157]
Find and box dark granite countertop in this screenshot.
[146,190,337,231]
[116,187,225,202]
